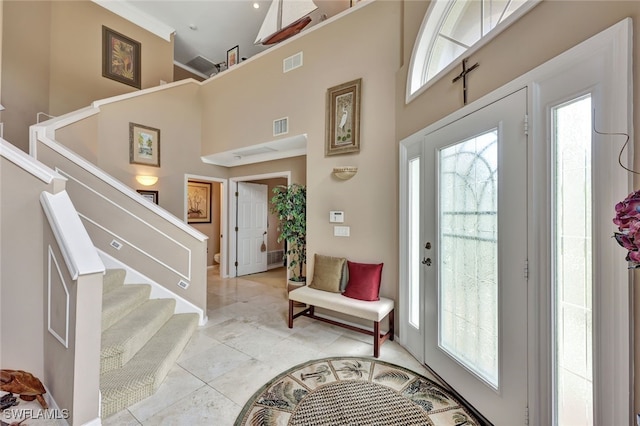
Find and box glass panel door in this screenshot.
[439,130,499,388]
[422,88,528,424]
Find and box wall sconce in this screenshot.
[0,104,5,111]
[332,166,358,180]
[136,175,158,186]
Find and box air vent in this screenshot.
[273,117,288,136]
[185,55,216,75]
[283,52,303,73]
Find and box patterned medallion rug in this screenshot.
[234,357,482,426]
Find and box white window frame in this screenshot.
[406,0,541,104]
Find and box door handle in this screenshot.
[422,257,431,266]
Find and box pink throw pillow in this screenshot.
[343,261,383,301]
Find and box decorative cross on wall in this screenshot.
[452,58,480,105]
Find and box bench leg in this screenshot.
[389,309,395,341]
[374,321,381,358]
[288,299,294,328]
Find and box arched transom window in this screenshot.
[407,0,539,102]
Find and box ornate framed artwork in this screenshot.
[187,181,212,223]
[137,190,158,204]
[129,123,160,167]
[102,26,141,89]
[325,78,361,156]
[227,45,239,67]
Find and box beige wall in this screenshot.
[1,0,51,151]
[0,158,63,381]
[228,155,307,185]
[174,65,205,83]
[48,0,174,116]
[1,0,174,152]
[206,2,401,302]
[90,82,227,219]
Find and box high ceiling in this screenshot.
[97,0,351,79]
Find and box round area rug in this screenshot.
[234,357,482,426]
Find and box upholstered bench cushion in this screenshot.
[288,286,394,322]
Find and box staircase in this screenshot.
[99,269,199,417]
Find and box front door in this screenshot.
[422,88,528,425]
[236,182,268,276]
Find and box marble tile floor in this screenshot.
[103,267,434,426]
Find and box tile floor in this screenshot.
[102,267,433,425]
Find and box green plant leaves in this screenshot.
[270,184,306,280]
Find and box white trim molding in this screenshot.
[48,246,70,348]
[40,191,105,280]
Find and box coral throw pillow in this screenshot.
[343,261,383,301]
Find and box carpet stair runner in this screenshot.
[100,268,198,417]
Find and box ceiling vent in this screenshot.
[185,55,216,75]
[283,52,303,73]
[273,117,289,136]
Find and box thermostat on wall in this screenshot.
[329,211,344,223]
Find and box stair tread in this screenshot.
[100,313,199,417]
[101,298,176,374]
[102,284,151,332]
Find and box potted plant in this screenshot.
[270,183,306,294]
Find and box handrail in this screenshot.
[31,127,207,242]
[40,191,105,280]
[0,138,63,184]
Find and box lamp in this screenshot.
[0,104,5,111]
[332,166,358,180]
[136,175,158,186]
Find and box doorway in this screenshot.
[230,171,291,277]
[399,19,632,425]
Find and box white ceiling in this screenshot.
[98,0,352,79]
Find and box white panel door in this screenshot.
[422,88,528,425]
[236,182,268,276]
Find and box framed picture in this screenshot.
[187,181,212,223]
[325,78,361,156]
[102,26,141,89]
[227,45,239,67]
[129,123,160,167]
[137,190,158,204]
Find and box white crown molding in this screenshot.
[91,0,175,41]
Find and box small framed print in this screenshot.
[102,26,141,89]
[227,45,239,67]
[129,123,160,167]
[187,181,212,223]
[325,78,361,156]
[137,190,158,204]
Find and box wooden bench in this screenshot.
[287,286,394,358]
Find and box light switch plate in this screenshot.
[334,226,350,237]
